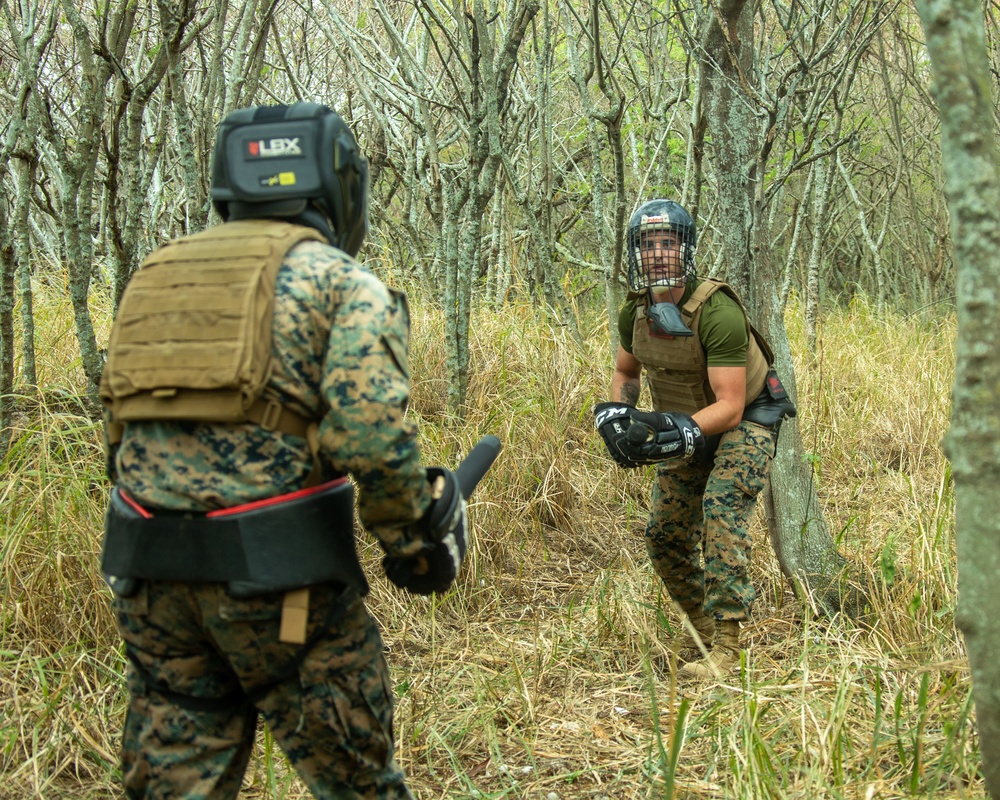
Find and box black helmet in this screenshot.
[625,199,697,292]
[210,102,369,256]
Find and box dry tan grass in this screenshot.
[0,289,979,799]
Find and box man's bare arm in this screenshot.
[612,346,643,405]
[692,366,746,435]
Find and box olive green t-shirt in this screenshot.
[618,281,749,367]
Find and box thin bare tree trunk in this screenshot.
[804,155,829,355]
[698,0,862,614]
[105,30,169,310]
[40,0,135,395]
[157,0,210,229]
[0,175,14,459]
[1,1,56,398]
[563,0,623,357]
[13,155,37,389]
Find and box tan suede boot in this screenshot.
[678,620,741,679]
[674,608,716,658]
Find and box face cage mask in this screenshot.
[627,221,696,293]
[626,221,697,336]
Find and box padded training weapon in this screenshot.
[455,435,503,497]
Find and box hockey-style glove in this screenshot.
[594,402,642,467]
[595,402,705,466]
[383,467,468,595]
[626,409,705,463]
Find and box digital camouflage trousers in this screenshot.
[113,581,412,800]
[645,421,776,622]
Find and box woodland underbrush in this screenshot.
[1,288,976,799]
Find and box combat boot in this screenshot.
[674,608,715,658]
[678,620,741,679]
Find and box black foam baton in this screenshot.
[455,435,503,497]
[404,435,502,584]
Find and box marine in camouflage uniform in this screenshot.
[112,242,423,799]
[595,200,793,679]
[101,103,469,799]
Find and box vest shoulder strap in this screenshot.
[681,278,725,318]
[680,279,775,364]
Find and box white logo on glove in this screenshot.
[595,406,630,428]
[682,425,702,458]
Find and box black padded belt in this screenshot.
[102,480,369,598]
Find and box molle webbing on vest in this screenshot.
[101,220,324,440]
[632,279,772,415]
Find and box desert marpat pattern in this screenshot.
[113,238,431,559]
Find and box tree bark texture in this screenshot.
[763,314,852,610]
[699,0,756,299]
[917,0,1000,793]
[562,0,620,357]
[0,184,14,459]
[448,0,539,413]
[14,156,37,389]
[55,0,118,395]
[698,0,859,613]
[1,1,56,400]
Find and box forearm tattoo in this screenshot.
[621,380,640,407]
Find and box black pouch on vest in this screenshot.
[102,480,369,599]
[647,302,694,337]
[742,369,797,429]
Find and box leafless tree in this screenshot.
[0,0,973,445]
[0,113,16,456]
[0,0,57,435]
[694,0,896,612]
[316,0,539,413]
[563,0,627,350]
